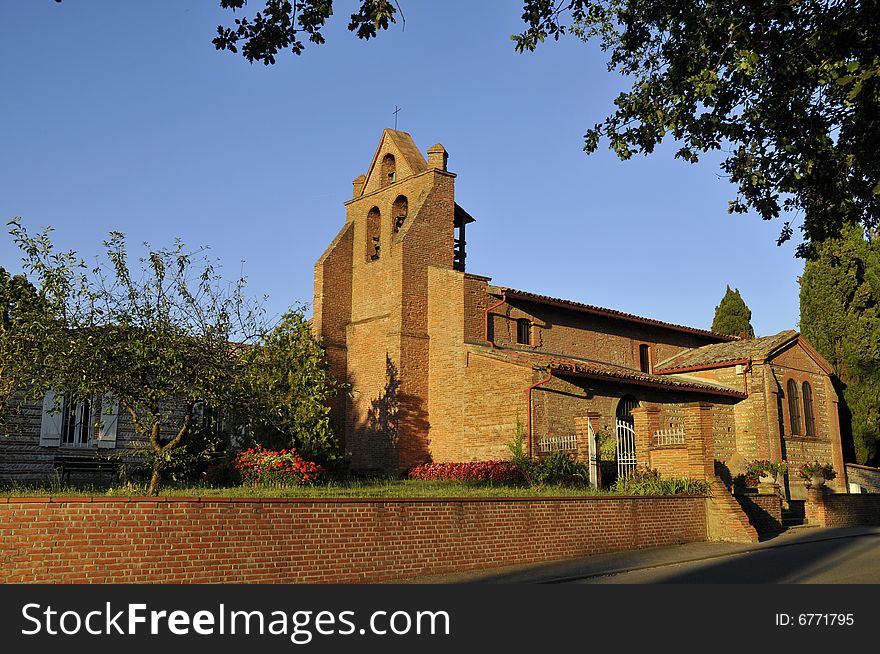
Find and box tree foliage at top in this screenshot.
[205,1,880,253]
[800,225,880,465]
[515,0,880,254]
[213,0,399,64]
[711,285,755,338]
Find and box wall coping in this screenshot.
[0,494,708,505]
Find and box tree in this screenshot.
[0,267,50,417]
[711,286,755,338]
[213,0,400,64]
[244,307,341,462]
[800,225,880,465]
[6,218,267,494]
[205,1,879,253]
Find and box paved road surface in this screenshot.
[403,526,880,584]
[569,530,880,583]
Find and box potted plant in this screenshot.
[746,459,787,485]
[799,461,836,488]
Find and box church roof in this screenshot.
[491,287,734,342]
[654,330,799,372]
[471,346,747,398]
[383,129,428,173]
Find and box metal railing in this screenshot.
[536,433,578,453]
[652,427,686,446]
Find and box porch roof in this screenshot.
[470,346,747,399]
[654,330,799,372]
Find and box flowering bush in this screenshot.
[233,445,325,486]
[407,461,524,483]
[798,461,836,481]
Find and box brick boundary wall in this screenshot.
[735,493,783,535]
[0,496,707,583]
[805,490,880,528]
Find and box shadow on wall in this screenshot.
[354,355,430,475]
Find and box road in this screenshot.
[566,530,880,584]
[402,527,880,584]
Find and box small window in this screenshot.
[365,207,381,261]
[516,318,531,345]
[381,153,396,187]
[639,344,652,373]
[392,195,408,233]
[61,397,92,446]
[802,381,815,436]
[786,379,802,435]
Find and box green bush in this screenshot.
[533,451,590,487]
[611,466,710,495]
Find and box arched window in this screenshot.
[802,381,816,436]
[366,207,381,261]
[616,395,639,425]
[381,153,396,186]
[786,379,802,435]
[392,195,408,233]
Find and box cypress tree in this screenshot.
[800,225,880,465]
[711,286,755,338]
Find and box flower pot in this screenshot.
[758,473,776,484]
[811,475,826,488]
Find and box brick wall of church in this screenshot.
[320,131,459,472]
[488,300,719,370]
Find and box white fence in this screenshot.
[536,434,578,453]
[652,427,686,446]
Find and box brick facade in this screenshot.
[0,496,708,583]
[313,129,849,506]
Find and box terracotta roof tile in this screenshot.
[493,287,734,342]
[655,330,799,372]
[470,346,747,399]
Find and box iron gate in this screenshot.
[615,396,639,478]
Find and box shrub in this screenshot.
[233,445,325,486]
[532,451,590,487]
[407,461,525,483]
[611,466,710,495]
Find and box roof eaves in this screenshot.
[495,288,735,342]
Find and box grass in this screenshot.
[0,478,628,499]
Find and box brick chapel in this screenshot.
[316,129,846,500]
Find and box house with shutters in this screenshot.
[1,391,128,482]
[314,129,849,501]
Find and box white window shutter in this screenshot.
[39,391,62,447]
[97,395,119,449]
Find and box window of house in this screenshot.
[61,396,92,446]
[381,153,396,186]
[786,378,802,435]
[639,344,652,374]
[366,207,381,261]
[802,381,816,436]
[516,318,532,345]
[40,391,119,449]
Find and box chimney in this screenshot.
[427,144,448,171]
[352,174,366,197]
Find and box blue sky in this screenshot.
[0,1,805,336]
